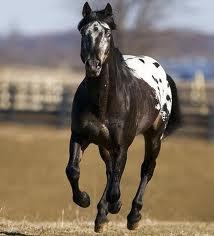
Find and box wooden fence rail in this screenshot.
[0,77,76,126]
[0,77,213,140]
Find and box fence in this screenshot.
[176,81,214,140]
[0,67,80,126]
[0,68,213,139]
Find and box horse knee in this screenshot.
[66,166,80,182]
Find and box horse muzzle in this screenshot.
[85,59,102,77]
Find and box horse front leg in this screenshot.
[127,132,161,230]
[65,133,90,208]
[106,147,127,208]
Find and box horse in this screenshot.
[66,2,181,233]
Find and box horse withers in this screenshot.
[66,2,181,233]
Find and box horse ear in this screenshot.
[82,2,92,17]
[104,3,113,16]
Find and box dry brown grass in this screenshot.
[0,219,214,236]
[0,123,214,234]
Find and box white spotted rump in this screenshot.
[123,55,172,121]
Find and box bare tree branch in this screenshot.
[67,0,179,53]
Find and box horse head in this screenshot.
[78,2,116,77]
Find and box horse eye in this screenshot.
[105,29,111,37]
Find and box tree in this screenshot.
[97,0,174,52]
[68,0,176,53]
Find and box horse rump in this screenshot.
[164,74,182,137]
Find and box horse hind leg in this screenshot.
[95,147,111,233]
[106,146,128,205]
[94,146,122,233]
[127,128,161,230]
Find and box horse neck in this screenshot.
[98,40,123,120]
[107,42,126,97]
[85,61,109,121]
[86,39,122,121]
[97,63,109,121]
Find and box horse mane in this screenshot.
[107,47,132,80]
[78,9,117,31]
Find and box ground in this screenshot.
[0,220,214,236]
[0,123,213,235]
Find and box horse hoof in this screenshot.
[94,218,109,233]
[127,221,139,230]
[108,200,122,214]
[127,211,141,230]
[73,191,90,208]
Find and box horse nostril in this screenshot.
[97,61,101,69]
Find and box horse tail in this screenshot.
[164,74,182,137]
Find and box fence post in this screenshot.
[8,84,16,121]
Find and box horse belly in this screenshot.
[136,97,160,135]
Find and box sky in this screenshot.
[0,0,213,35]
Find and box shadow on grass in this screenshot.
[0,231,33,236]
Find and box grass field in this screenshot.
[0,123,213,235]
[0,219,214,236]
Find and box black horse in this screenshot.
[66,2,181,233]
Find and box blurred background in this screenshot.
[0,0,213,223]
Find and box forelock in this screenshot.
[78,10,116,31]
[84,21,110,34]
[99,22,110,29]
